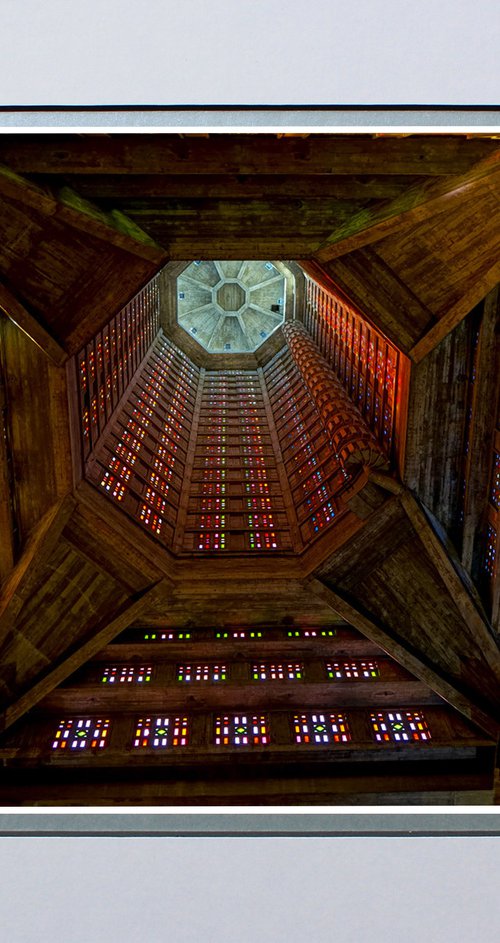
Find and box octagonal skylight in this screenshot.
[176,261,286,353]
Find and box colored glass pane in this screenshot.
[327,661,379,680]
[133,716,189,748]
[214,714,269,746]
[293,713,351,745]
[52,718,110,751]
[370,710,431,743]
[177,664,227,682]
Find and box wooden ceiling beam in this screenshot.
[64,174,428,201]
[305,576,499,739]
[0,279,68,366]
[0,495,76,641]
[314,148,500,262]
[0,134,497,176]
[0,580,167,732]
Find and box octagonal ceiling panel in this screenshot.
[177,260,286,353]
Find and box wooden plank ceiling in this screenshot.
[0,133,499,754]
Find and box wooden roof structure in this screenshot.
[0,132,499,804]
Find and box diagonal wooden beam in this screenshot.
[0,164,167,264]
[0,280,68,367]
[305,576,499,739]
[408,257,500,363]
[0,495,76,641]
[399,492,500,672]
[314,147,500,262]
[302,252,434,353]
[0,579,168,732]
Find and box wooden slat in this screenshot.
[315,148,500,261]
[64,173,429,200]
[0,581,166,731]
[39,679,441,713]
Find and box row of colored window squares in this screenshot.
[51,711,431,751]
[124,628,337,641]
[263,351,341,540]
[79,280,160,457]
[304,278,398,451]
[99,661,380,684]
[490,451,500,510]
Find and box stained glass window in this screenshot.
[133,716,189,748]
[370,710,431,742]
[101,666,152,684]
[52,718,110,751]
[214,714,270,746]
[177,664,227,682]
[327,661,379,680]
[491,453,500,510]
[286,628,336,638]
[142,630,191,641]
[303,276,399,455]
[484,525,497,577]
[293,713,351,744]
[252,662,303,681]
[215,630,263,639]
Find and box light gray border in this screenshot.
[0,108,500,128]
[0,813,499,835]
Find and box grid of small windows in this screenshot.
[101,666,152,684]
[78,277,160,459]
[484,524,497,577]
[89,333,199,550]
[185,371,291,552]
[214,714,270,746]
[286,628,336,638]
[133,716,189,748]
[264,350,344,545]
[293,712,351,744]
[215,630,264,639]
[327,661,379,680]
[490,452,500,510]
[142,630,191,641]
[52,718,110,751]
[177,664,227,682]
[303,276,399,454]
[370,710,431,742]
[252,662,303,681]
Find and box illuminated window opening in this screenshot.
[327,661,379,680]
[133,716,189,748]
[52,718,110,751]
[214,714,269,746]
[370,710,431,742]
[293,713,351,744]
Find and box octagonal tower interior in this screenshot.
[80,261,403,559]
